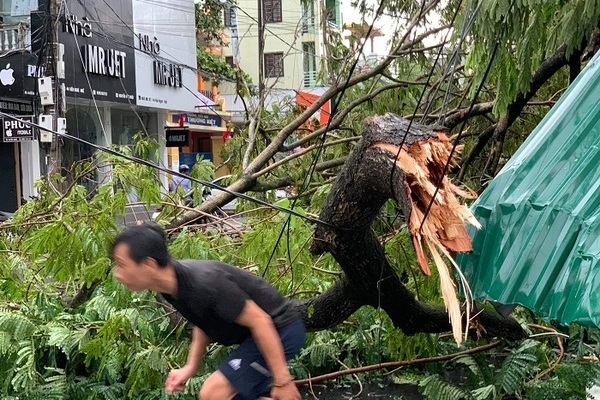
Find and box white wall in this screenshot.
[132,0,200,112]
[222,0,328,91]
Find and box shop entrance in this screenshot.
[0,143,19,212]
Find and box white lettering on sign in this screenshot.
[4,119,30,130]
[27,64,45,77]
[62,15,93,38]
[82,45,127,78]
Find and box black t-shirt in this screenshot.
[162,260,300,345]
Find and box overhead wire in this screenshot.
[59,0,227,183]
[0,110,344,231]
[387,0,469,220]
[37,0,325,226]
[260,0,388,282]
[418,0,515,233]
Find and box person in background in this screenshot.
[169,164,193,205]
[111,224,305,400]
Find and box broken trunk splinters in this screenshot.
[375,134,481,344]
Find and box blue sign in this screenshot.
[172,113,221,127]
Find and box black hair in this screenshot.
[111,223,171,267]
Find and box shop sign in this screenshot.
[172,113,221,127]
[165,127,189,147]
[132,0,199,111]
[0,99,34,115]
[0,52,40,99]
[56,0,136,103]
[2,116,34,142]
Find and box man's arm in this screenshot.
[165,326,211,394]
[236,300,300,400]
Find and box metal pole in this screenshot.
[44,0,63,179]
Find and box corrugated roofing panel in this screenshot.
[457,51,600,327]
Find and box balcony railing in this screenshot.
[301,17,315,34]
[199,89,214,101]
[303,70,317,87]
[0,22,30,53]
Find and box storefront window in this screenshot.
[111,108,158,146]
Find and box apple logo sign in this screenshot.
[0,63,16,86]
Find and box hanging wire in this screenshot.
[0,110,345,231]
[260,0,389,281]
[417,8,511,233]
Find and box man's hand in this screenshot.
[165,365,195,395]
[270,380,301,400]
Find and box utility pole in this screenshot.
[257,0,265,102]
[40,0,65,180]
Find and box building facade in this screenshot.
[0,0,230,212]
[220,0,341,92]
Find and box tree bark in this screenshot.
[295,113,525,340]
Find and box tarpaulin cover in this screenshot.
[457,51,600,327]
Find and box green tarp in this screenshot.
[457,51,600,327]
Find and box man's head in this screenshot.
[179,164,190,174]
[111,223,171,291]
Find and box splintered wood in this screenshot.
[374,132,481,345]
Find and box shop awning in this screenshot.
[195,91,216,109]
[457,51,600,327]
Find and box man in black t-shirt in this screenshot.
[111,224,305,400]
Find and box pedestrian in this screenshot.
[169,164,193,205]
[111,223,305,400]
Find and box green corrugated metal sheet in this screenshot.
[457,51,600,327]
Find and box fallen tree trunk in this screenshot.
[295,113,525,340]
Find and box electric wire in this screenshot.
[418,0,515,233]
[387,0,468,222]
[59,0,226,180]
[260,0,388,281]
[0,110,344,231]
[76,0,224,111]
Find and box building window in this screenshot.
[301,1,315,33]
[224,5,236,27]
[303,42,316,87]
[264,52,284,78]
[263,0,282,23]
[225,56,234,67]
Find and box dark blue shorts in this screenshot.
[218,319,306,400]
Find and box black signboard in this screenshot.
[57,0,136,103]
[0,52,40,99]
[0,99,34,115]
[2,116,35,142]
[172,113,222,128]
[165,127,189,147]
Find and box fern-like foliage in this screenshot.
[495,339,541,395]
[420,374,474,400]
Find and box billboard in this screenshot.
[0,52,40,98]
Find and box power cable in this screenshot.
[418,0,515,232]
[387,0,467,220]
[0,110,344,231]
[260,0,388,280]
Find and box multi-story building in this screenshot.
[0,0,231,213]
[220,0,342,92]
[0,0,37,213]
